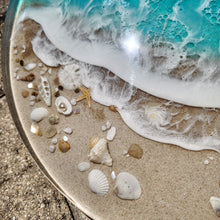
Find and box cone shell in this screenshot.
[114,172,141,200]
[88,138,112,167]
[88,169,109,196]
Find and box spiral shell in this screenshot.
[88,169,109,196]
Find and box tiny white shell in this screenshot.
[24,63,36,71]
[210,197,220,217]
[88,138,112,166]
[106,127,116,141]
[30,107,48,122]
[77,162,90,172]
[55,96,72,115]
[114,172,141,200]
[63,127,73,134]
[38,76,51,106]
[88,169,109,196]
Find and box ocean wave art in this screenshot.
[14,0,220,151]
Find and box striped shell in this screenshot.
[88,169,109,196]
[77,162,90,172]
[38,76,51,106]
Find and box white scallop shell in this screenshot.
[210,196,220,217]
[77,162,90,172]
[88,138,112,167]
[106,127,116,141]
[114,172,141,200]
[38,76,51,106]
[30,107,48,122]
[88,169,109,196]
[55,96,72,115]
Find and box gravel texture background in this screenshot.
[0,1,90,219]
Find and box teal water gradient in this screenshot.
[19,0,220,57]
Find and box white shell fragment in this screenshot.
[77,162,90,172]
[210,197,220,217]
[63,127,73,134]
[101,125,107,131]
[24,63,36,71]
[106,127,116,141]
[106,121,111,129]
[111,171,116,179]
[38,76,51,106]
[88,169,109,196]
[114,172,142,200]
[70,98,77,106]
[55,96,72,115]
[30,107,48,122]
[88,138,112,167]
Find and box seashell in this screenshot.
[128,144,143,159]
[88,138,112,167]
[144,106,171,127]
[48,114,59,125]
[89,137,100,149]
[20,73,35,82]
[109,105,118,112]
[114,172,142,200]
[55,96,72,115]
[101,125,107,131]
[210,197,220,217]
[38,76,51,106]
[58,140,70,153]
[77,162,90,172]
[30,122,42,136]
[48,145,56,153]
[21,90,29,98]
[45,126,57,138]
[30,107,48,122]
[88,169,109,196]
[63,127,73,134]
[24,63,36,71]
[106,127,116,141]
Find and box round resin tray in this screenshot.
[2,1,220,219]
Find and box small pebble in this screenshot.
[63,127,73,135]
[14,67,19,73]
[13,49,18,55]
[204,159,209,165]
[38,63,43,67]
[21,90,29,98]
[13,44,17,48]
[24,63,36,71]
[45,126,57,138]
[54,77,59,86]
[27,82,38,90]
[58,140,70,153]
[63,136,68,141]
[128,144,143,159]
[30,122,42,136]
[20,73,35,82]
[48,114,59,125]
[48,68,52,74]
[106,127,116,141]
[20,60,24,66]
[73,108,80,114]
[101,125,107,131]
[74,88,80,93]
[29,95,36,101]
[58,85,63,91]
[29,101,35,106]
[123,150,128,155]
[70,98,77,106]
[106,121,111,129]
[51,138,58,144]
[13,73,17,78]
[111,171,116,179]
[16,75,20,80]
[109,105,117,112]
[209,156,214,160]
[49,145,56,153]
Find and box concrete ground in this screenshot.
[0,1,90,219]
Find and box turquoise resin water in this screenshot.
[13,0,220,152]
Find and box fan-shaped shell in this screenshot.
[88,169,109,196]
[114,172,141,200]
[55,96,72,115]
[77,162,90,172]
